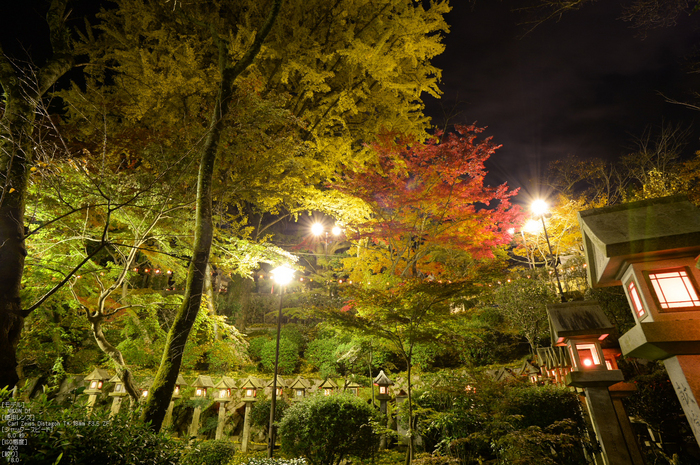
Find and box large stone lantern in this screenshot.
[579,195,700,445]
[548,301,643,465]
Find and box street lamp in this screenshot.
[268,265,295,458]
[531,200,565,301]
[311,222,342,254]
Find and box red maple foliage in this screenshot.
[336,125,523,277]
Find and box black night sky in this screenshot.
[3,0,700,202]
[423,1,700,200]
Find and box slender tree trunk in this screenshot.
[141,0,282,432]
[0,0,73,389]
[90,318,140,402]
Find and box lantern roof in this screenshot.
[373,370,393,386]
[85,368,111,381]
[578,195,700,287]
[266,375,287,388]
[239,376,264,390]
[192,375,215,389]
[548,301,615,342]
[214,377,237,390]
[176,374,188,386]
[289,376,310,389]
[108,374,122,384]
[318,377,338,389]
[517,360,540,376]
[344,380,362,389]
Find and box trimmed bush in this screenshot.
[278,394,380,465]
[260,338,299,374]
[250,397,290,429]
[181,439,236,465]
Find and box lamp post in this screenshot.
[311,222,342,254]
[531,200,565,300]
[268,265,295,458]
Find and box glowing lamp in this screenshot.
[311,223,324,236]
[332,226,342,236]
[84,368,111,395]
[271,265,295,286]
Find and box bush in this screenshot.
[181,439,236,465]
[6,397,183,464]
[260,338,299,374]
[278,394,380,465]
[250,398,290,429]
[248,336,270,361]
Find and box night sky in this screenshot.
[423,1,700,200]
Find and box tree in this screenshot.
[278,394,380,465]
[337,125,522,281]
[491,271,559,354]
[0,0,75,389]
[326,280,484,462]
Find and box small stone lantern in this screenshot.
[191,375,214,399]
[214,377,237,440]
[373,370,393,401]
[189,375,214,439]
[239,376,263,453]
[139,380,153,401]
[108,374,128,417]
[84,368,111,411]
[318,377,338,396]
[239,376,263,401]
[289,376,310,401]
[344,380,362,396]
[266,375,286,397]
[214,376,237,402]
[163,374,188,429]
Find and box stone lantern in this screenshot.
[139,379,153,402]
[549,300,643,465]
[108,374,128,417]
[318,377,338,396]
[289,376,310,401]
[239,376,263,452]
[266,375,286,397]
[84,368,111,410]
[344,380,362,396]
[579,195,700,445]
[373,370,393,404]
[214,377,237,440]
[163,374,188,428]
[188,375,214,438]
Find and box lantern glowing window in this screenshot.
[246,388,255,398]
[379,386,387,395]
[115,383,123,392]
[295,389,304,397]
[575,343,601,368]
[142,390,149,398]
[174,386,180,396]
[648,269,700,309]
[195,388,205,397]
[324,389,331,396]
[276,387,283,396]
[628,281,646,318]
[90,381,98,389]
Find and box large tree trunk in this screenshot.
[140,0,282,432]
[0,0,73,389]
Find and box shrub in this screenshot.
[6,397,183,464]
[278,394,380,465]
[250,398,290,429]
[181,439,236,465]
[260,338,299,374]
[249,336,270,361]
